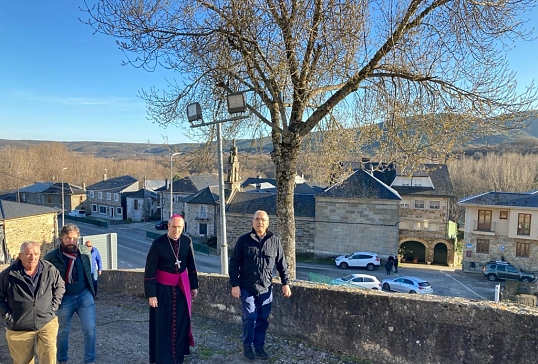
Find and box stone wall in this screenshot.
[314,197,400,257]
[3,213,58,259]
[100,270,538,364]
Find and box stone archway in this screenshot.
[433,242,448,265]
[399,240,427,263]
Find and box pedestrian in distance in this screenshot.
[393,255,399,273]
[144,214,199,364]
[229,210,292,362]
[385,259,393,275]
[84,240,102,298]
[44,224,96,364]
[0,241,65,364]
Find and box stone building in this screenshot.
[0,200,58,262]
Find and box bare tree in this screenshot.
[83,0,536,278]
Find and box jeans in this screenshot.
[240,287,272,349]
[91,270,98,296]
[56,289,96,363]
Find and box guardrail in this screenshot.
[66,216,109,228]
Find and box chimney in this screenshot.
[82,182,86,190]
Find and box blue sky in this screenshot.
[0,2,537,144]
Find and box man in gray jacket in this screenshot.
[0,241,65,364]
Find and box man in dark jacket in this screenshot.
[44,224,96,364]
[229,210,292,362]
[0,241,65,364]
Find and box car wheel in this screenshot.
[366,263,375,271]
[339,262,349,269]
[409,290,417,294]
[522,277,530,282]
[371,287,379,290]
[382,283,390,291]
[487,274,497,282]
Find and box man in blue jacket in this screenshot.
[84,240,102,297]
[0,241,65,364]
[45,224,96,364]
[229,210,292,361]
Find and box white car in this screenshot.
[67,210,86,218]
[334,252,381,271]
[381,276,433,294]
[331,274,382,290]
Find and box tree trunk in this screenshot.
[273,133,301,280]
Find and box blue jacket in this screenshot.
[89,247,102,273]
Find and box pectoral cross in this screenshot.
[175,259,181,268]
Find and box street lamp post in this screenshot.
[186,92,248,275]
[61,167,68,227]
[170,152,181,218]
[16,171,21,203]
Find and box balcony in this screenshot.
[195,212,212,221]
[473,221,496,234]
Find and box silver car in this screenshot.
[334,252,381,271]
[381,276,433,294]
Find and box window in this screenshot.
[47,195,52,204]
[477,210,492,231]
[517,213,531,235]
[106,192,111,200]
[430,201,440,209]
[134,200,139,210]
[99,205,107,214]
[198,205,207,219]
[116,207,122,215]
[92,204,97,212]
[98,192,103,199]
[499,211,508,219]
[476,239,489,254]
[114,193,119,201]
[89,191,94,198]
[402,178,411,186]
[199,223,208,236]
[414,200,424,209]
[413,221,422,230]
[400,200,410,208]
[516,241,530,258]
[35,194,39,202]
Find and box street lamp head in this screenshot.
[227,92,247,114]
[187,102,203,123]
[171,152,181,158]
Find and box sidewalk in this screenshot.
[0,291,365,364]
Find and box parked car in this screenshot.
[67,210,86,217]
[381,276,433,294]
[334,252,380,271]
[155,220,168,230]
[331,274,382,290]
[481,261,536,282]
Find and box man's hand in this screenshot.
[231,286,240,298]
[98,270,102,275]
[282,284,291,297]
[148,297,158,308]
[191,289,198,298]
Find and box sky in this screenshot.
[0,2,537,144]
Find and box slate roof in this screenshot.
[184,187,219,205]
[42,183,86,196]
[227,191,315,217]
[19,182,53,193]
[320,169,401,200]
[0,200,59,220]
[241,177,277,189]
[86,176,138,192]
[189,173,219,190]
[124,188,158,199]
[458,191,538,208]
[390,164,455,197]
[155,177,199,195]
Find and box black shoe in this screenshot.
[243,344,255,362]
[255,346,269,360]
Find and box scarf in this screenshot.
[62,250,78,284]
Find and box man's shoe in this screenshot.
[243,344,256,362]
[255,346,269,360]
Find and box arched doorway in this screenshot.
[433,243,448,265]
[399,241,426,263]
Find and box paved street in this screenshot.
[70,219,500,302]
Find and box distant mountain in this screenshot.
[1,110,537,159]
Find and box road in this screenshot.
[70,220,499,302]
